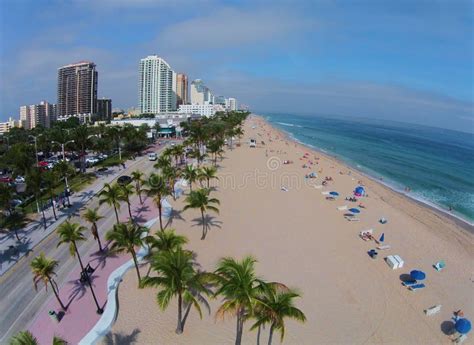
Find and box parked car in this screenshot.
[117,175,132,185]
[148,152,157,161]
[250,139,257,148]
[0,176,13,183]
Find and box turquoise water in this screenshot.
[264,113,474,224]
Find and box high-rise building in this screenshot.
[190,79,213,105]
[96,98,112,122]
[138,55,174,113]
[226,97,237,111]
[57,61,98,121]
[175,73,189,107]
[0,117,22,134]
[19,101,56,129]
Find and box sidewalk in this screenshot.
[27,192,162,345]
[0,148,157,276]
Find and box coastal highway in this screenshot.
[0,142,171,343]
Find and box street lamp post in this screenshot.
[51,139,74,207]
[29,134,43,213]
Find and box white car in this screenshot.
[148,152,157,161]
[250,139,257,148]
[15,176,25,183]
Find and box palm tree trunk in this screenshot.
[207,178,210,189]
[131,248,141,284]
[50,194,57,220]
[268,324,275,345]
[257,324,262,345]
[39,199,47,229]
[93,223,103,251]
[176,292,183,334]
[127,200,133,221]
[113,205,120,224]
[73,241,85,272]
[14,229,20,241]
[201,209,206,240]
[48,278,66,310]
[158,201,163,231]
[235,311,243,345]
[137,183,143,204]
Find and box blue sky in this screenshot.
[0,0,473,132]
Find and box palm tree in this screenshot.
[199,166,218,188]
[56,221,103,314]
[251,287,306,345]
[82,208,104,252]
[98,183,122,224]
[105,222,147,285]
[142,248,212,334]
[184,188,220,240]
[73,125,90,173]
[31,252,66,311]
[131,170,144,204]
[0,183,14,215]
[145,229,188,256]
[213,256,269,345]
[119,183,135,221]
[4,210,27,241]
[181,165,198,192]
[171,144,185,167]
[53,160,74,207]
[207,140,224,166]
[144,173,170,231]
[154,154,172,172]
[26,167,47,229]
[9,331,67,345]
[162,165,180,200]
[43,170,58,221]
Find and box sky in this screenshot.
[0,0,473,133]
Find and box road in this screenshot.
[0,142,170,343]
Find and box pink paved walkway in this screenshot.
[28,194,160,345]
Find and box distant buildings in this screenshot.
[139,55,174,113]
[0,117,22,134]
[178,104,225,117]
[190,79,212,105]
[96,98,112,122]
[175,73,189,107]
[19,101,57,129]
[57,61,98,122]
[226,97,237,111]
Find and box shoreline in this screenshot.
[256,114,474,234]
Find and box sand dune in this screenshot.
[104,115,474,345]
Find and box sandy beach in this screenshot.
[103,115,474,345]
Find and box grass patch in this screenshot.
[95,152,132,168]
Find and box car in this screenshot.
[117,175,132,185]
[97,167,108,173]
[0,176,13,183]
[250,139,257,148]
[148,152,157,161]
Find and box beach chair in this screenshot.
[379,218,388,224]
[337,205,348,211]
[321,191,330,195]
[424,305,441,316]
[314,185,323,189]
[345,216,360,222]
[377,245,391,250]
[409,283,426,291]
[402,280,418,287]
[433,260,446,271]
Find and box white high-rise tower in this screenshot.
[139,55,174,113]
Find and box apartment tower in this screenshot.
[138,55,174,113]
[57,61,98,121]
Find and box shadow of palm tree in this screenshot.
[0,237,33,267]
[65,273,99,307]
[191,215,223,240]
[103,328,141,345]
[164,209,185,229]
[88,243,117,270]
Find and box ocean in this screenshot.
[263,113,474,225]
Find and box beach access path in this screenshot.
[0,141,171,344]
[106,116,474,344]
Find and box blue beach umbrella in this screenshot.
[354,186,365,195]
[410,270,426,281]
[455,319,472,334]
[379,233,385,242]
[349,208,360,214]
[329,191,339,196]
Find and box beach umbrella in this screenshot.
[379,233,385,242]
[410,270,426,281]
[354,186,365,195]
[329,191,339,196]
[455,319,472,334]
[348,208,360,214]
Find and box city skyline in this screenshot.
[0,0,472,132]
